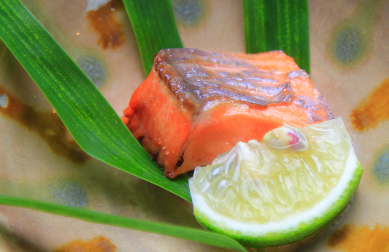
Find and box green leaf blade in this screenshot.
[243,0,310,72]
[0,196,247,252]
[123,0,183,75]
[0,0,191,202]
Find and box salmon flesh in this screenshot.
[122,49,333,178]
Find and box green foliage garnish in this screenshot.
[243,0,310,72]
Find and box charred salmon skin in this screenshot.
[122,48,333,178]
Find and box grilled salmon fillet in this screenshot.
[122,48,333,178]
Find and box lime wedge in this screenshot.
[189,117,362,248]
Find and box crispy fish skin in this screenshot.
[122,49,333,178]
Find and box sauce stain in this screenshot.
[350,77,389,131]
[49,180,88,208]
[0,86,90,164]
[54,236,117,252]
[332,25,366,65]
[86,0,125,50]
[330,0,383,67]
[172,0,205,25]
[328,224,389,252]
[371,145,389,184]
[78,56,107,88]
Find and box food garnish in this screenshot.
[189,118,362,248]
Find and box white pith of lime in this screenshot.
[189,118,362,248]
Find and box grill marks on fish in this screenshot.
[155,48,299,114]
[293,94,334,123]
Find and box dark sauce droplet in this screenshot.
[350,77,389,132]
[54,236,117,252]
[327,224,351,248]
[328,223,389,251]
[0,86,90,164]
[86,0,125,50]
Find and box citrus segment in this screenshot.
[189,117,362,248]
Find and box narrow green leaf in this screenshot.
[0,0,191,202]
[0,196,247,252]
[123,0,183,75]
[243,0,310,72]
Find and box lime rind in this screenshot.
[189,125,363,248]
